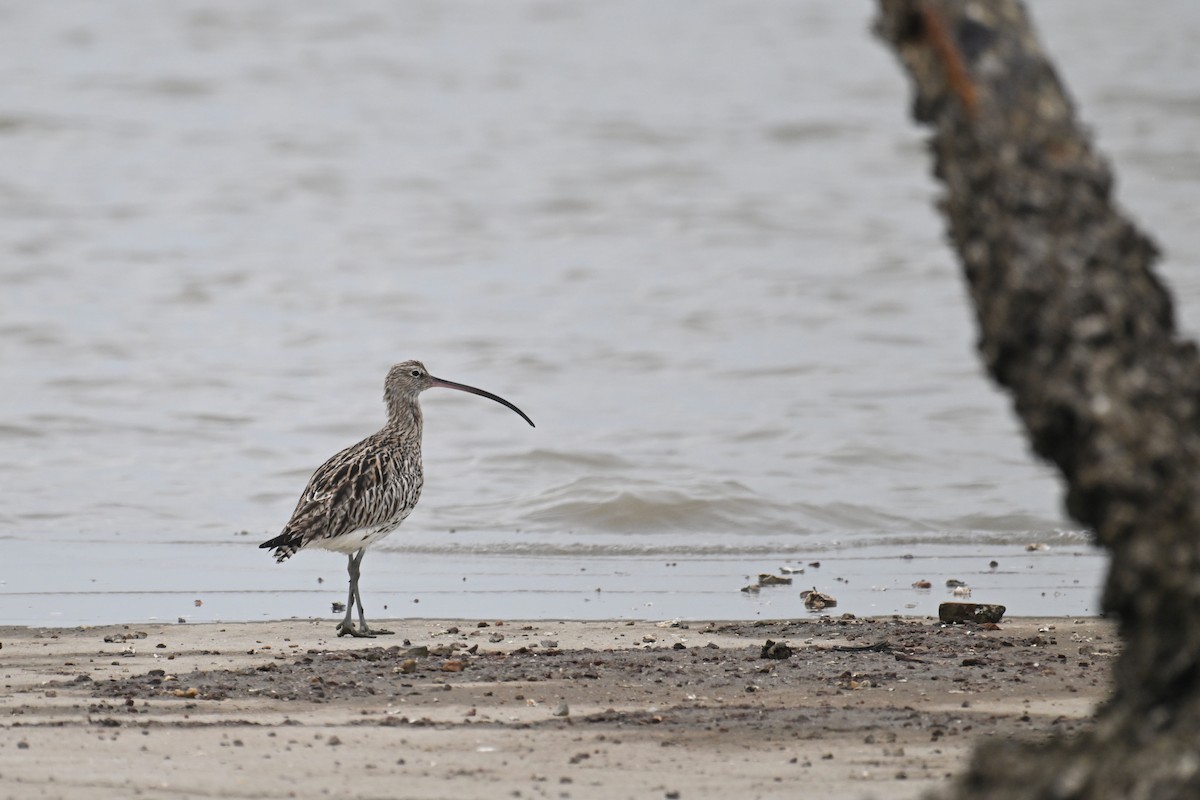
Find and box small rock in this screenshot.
[801,588,837,610]
[757,574,792,586]
[938,602,1006,624]
[945,579,968,588]
[761,639,793,660]
[332,602,346,613]
[327,736,342,746]
[552,702,569,717]
[912,580,932,589]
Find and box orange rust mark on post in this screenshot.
[920,5,979,119]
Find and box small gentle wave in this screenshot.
[404,474,1082,545]
[474,476,797,535]
[375,525,1094,558]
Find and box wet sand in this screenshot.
[0,616,1114,799]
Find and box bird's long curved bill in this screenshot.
[430,376,535,427]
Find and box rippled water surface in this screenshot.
[3,1,1198,625]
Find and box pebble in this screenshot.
[801,589,837,610]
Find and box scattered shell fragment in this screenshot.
[801,588,837,611]
[952,586,973,597]
[939,602,1006,624]
[761,639,793,659]
[1026,543,1050,552]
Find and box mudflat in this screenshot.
[0,616,1114,799]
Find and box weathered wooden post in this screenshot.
[876,2,1200,796]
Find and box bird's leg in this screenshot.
[335,553,364,637]
[353,549,394,636]
[337,549,393,638]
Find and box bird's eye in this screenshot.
[410,369,422,377]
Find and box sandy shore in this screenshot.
[0,616,1114,799]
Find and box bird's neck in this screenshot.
[385,401,423,437]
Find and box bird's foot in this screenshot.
[336,622,375,638]
[360,626,394,637]
[335,621,394,638]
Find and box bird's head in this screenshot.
[384,360,534,427]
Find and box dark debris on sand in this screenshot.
[92,618,1109,711]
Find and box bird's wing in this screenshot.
[282,436,416,544]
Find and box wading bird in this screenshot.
[260,360,534,637]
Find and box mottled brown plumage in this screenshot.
[260,360,534,637]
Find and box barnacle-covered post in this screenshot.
[876,1,1200,796]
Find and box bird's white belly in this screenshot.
[314,517,409,554]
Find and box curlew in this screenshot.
[260,360,534,637]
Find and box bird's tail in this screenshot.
[259,530,303,563]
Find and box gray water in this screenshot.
[3,1,1198,626]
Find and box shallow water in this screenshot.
[3,1,1198,626]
